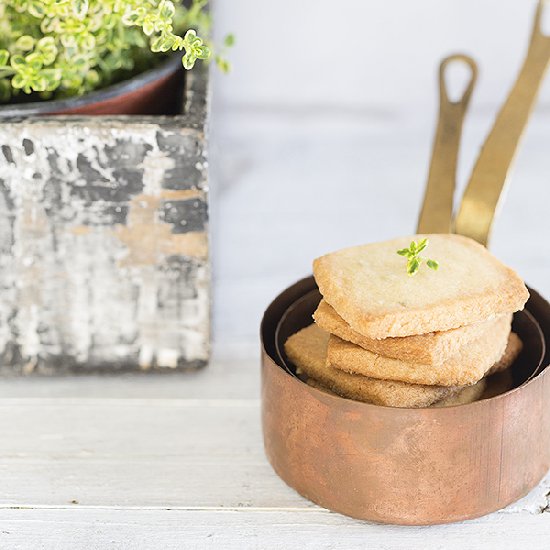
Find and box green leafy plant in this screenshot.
[396,238,440,276]
[0,0,229,102]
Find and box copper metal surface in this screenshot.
[417,54,477,234]
[454,0,550,245]
[261,277,550,525]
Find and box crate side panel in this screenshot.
[0,120,209,373]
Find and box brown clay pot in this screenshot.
[0,55,184,117]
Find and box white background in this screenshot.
[213,0,550,110]
[210,0,550,348]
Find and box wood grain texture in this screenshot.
[0,68,210,373]
[1,509,550,550]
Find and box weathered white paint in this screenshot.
[141,148,176,196]
[0,71,210,372]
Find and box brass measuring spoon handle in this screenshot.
[417,54,477,234]
[454,0,550,246]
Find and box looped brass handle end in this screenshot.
[417,54,478,235]
[439,54,478,110]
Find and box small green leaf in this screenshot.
[0,49,9,67]
[407,257,420,276]
[397,238,439,276]
[74,0,89,20]
[151,33,175,52]
[122,12,141,25]
[41,50,57,65]
[85,69,100,86]
[27,57,43,71]
[142,19,155,36]
[42,69,62,91]
[10,55,27,70]
[224,34,235,47]
[81,34,96,50]
[11,73,26,90]
[15,35,35,51]
[182,51,197,69]
[73,56,88,69]
[60,34,77,48]
[416,238,428,253]
[183,29,199,45]
[33,76,48,92]
[37,37,56,50]
[195,44,210,59]
[27,0,45,17]
[159,0,176,20]
[215,56,231,73]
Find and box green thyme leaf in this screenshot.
[73,0,89,20]
[224,34,235,47]
[407,257,420,276]
[416,238,428,253]
[396,238,440,277]
[0,50,9,67]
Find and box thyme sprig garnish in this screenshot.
[397,238,439,276]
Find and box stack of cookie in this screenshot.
[285,234,529,408]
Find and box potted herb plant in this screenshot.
[0,0,228,373]
[0,0,229,115]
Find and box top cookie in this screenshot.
[313,234,529,338]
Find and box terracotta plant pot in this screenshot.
[0,55,185,117]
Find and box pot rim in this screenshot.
[0,54,182,117]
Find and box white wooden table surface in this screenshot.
[2,107,550,549]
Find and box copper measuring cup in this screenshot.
[261,277,550,524]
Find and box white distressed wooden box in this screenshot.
[0,67,209,373]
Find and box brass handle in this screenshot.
[417,54,477,234]
[454,0,550,246]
